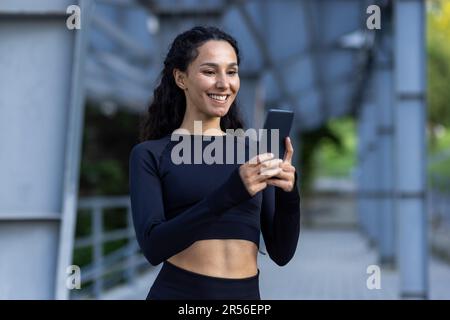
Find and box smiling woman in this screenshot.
[129,26,301,300]
[172,39,240,121]
[139,26,244,141]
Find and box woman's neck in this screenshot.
[178,115,224,136]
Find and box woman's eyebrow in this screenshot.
[199,62,238,68]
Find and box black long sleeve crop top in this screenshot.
[128,133,301,267]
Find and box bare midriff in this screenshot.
[166,239,259,279]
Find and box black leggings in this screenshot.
[147,260,261,300]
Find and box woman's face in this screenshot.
[174,40,240,119]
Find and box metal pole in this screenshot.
[0,0,90,299]
[55,0,93,300]
[359,98,378,247]
[365,81,380,249]
[92,206,104,298]
[357,104,369,237]
[393,0,428,299]
[374,23,396,268]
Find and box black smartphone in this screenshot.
[261,109,294,159]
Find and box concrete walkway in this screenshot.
[101,228,450,300]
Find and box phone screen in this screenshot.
[261,109,294,159]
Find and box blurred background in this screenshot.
[1,0,450,300]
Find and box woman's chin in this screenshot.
[207,106,229,117]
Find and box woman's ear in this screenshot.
[173,69,187,91]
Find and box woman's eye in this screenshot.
[203,70,238,76]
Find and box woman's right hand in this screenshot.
[239,153,283,197]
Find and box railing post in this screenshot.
[125,205,137,284]
[92,205,103,298]
[74,196,150,299]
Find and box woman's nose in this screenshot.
[215,76,229,89]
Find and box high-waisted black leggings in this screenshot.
[147,260,261,300]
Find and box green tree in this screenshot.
[427,0,450,145]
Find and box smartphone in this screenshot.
[261,109,294,159]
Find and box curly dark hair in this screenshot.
[139,26,245,141]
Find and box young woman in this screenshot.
[129,26,301,300]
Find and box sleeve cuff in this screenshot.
[275,171,300,204]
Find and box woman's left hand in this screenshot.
[265,137,296,192]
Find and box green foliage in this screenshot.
[79,104,140,196]
[74,104,141,280]
[427,0,450,129]
[73,246,92,269]
[316,118,356,178]
[427,0,450,182]
[429,125,450,154]
[72,208,132,274]
[429,125,450,188]
[297,120,346,194]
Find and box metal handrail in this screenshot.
[71,195,149,299]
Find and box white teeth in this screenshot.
[208,94,228,101]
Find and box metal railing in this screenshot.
[429,188,450,228]
[71,196,149,299]
[429,174,450,228]
[428,173,450,263]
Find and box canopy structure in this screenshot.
[86,0,378,133]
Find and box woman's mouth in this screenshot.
[207,93,230,103]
